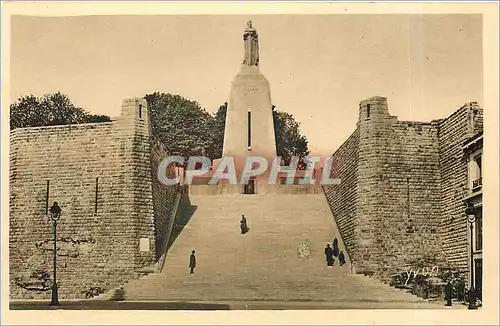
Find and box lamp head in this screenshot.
[49,201,61,221]
[465,202,476,223]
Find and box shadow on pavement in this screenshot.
[167,192,197,250]
[10,301,230,310]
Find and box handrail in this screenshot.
[157,186,183,273]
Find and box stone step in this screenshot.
[97,193,424,305]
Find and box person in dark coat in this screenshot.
[324,244,334,267]
[456,280,465,301]
[444,280,453,306]
[189,250,196,274]
[338,251,346,266]
[240,215,249,234]
[332,238,339,257]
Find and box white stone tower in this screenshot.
[222,21,277,179]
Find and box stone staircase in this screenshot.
[97,193,432,305]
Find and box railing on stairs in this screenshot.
[157,185,184,273]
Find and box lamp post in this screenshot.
[465,202,477,310]
[49,201,61,306]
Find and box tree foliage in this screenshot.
[144,92,309,163]
[145,92,214,159]
[207,102,227,159]
[272,105,309,165]
[85,114,112,123]
[10,92,110,130]
[11,91,309,165]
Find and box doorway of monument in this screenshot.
[243,178,256,194]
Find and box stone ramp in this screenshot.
[98,193,427,304]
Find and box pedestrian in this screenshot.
[324,244,334,267]
[240,215,249,234]
[444,280,453,306]
[338,250,346,266]
[456,279,465,301]
[189,250,196,274]
[332,238,339,257]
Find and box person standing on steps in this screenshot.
[444,280,453,306]
[332,238,339,257]
[338,251,346,266]
[189,250,196,274]
[324,244,334,267]
[240,215,249,234]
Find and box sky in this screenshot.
[10,14,483,154]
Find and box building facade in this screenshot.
[463,132,483,300]
[324,96,483,282]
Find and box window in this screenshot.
[475,209,482,251]
[94,177,99,215]
[474,155,482,178]
[45,180,50,215]
[247,110,252,148]
[138,104,143,119]
[366,104,371,118]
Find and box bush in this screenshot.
[390,267,467,301]
[110,287,126,301]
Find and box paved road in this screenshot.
[10,299,467,310]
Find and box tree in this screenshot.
[11,91,309,167]
[206,102,227,159]
[85,114,112,123]
[145,92,214,160]
[272,106,309,165]
[10,92,110,130]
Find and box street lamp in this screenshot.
[465,202,477,310]
[49,201,61,306]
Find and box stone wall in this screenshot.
[325,97,483,281]
[356,97,442,277]
[150,138,178,261]
[371,118,443,278]
[9,98,177,299]
[323,128,359,262]
[437,102,483,272]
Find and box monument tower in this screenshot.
[222,21,277,185]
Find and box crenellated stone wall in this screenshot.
[9,98,178,299]
[324,97,483,281]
